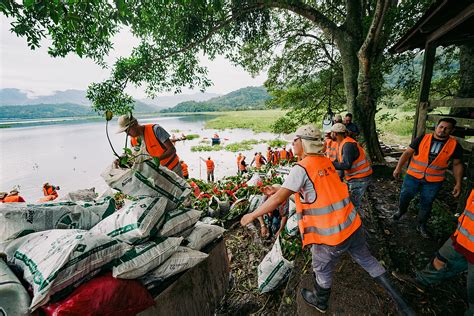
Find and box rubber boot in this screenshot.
[374,273,416,316]
[301,281,331,313]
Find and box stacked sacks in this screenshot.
[0,197,116,242]
[101,160,191,210]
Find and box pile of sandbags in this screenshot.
[0,160,227,313]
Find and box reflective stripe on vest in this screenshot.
[337,137,372,181]
[131,124,180,171]
[406,134,456,182]
[294,156,361,247]
[453,189,474,252]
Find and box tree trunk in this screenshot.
[451,42,474,117]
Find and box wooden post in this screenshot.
[413,44,436,140]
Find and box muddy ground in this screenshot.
[217,165,468,315]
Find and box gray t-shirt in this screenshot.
[281,165,317,203]
[153,124,171,144]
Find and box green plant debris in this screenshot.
[191,144,224,152]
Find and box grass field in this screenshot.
[203,109,286,133]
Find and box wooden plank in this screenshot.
[454,136,474,151]
[426,114,474,129]
[427,4,474,44]
[413,44,436,141]
[429,98,474,109]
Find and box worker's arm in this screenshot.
[250,158,256,166]
[241,188,294,226]
[452,159,464,198]
[276,216,288,236]
[332,143,359,170]
[156,139,177,161]
[256,216,269,237]
[393,147,415,179]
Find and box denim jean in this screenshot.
[416,238,474,316]
[263,214,281,237]
[347,176,371,218]
[311,227,386,289]
[207,171,214,182]
[398,174,443,225]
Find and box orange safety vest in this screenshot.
[43,185,58,198]
[131,124,180,171]
[181,162,189,177]
[295,156,361,247]
[237,155,242,167]
[337,137,373,181]
[273,151,280,165]
[266,150,272,163]
[453,189,474,252]
[3,195,24,203]
[239,160,247,171]
[324,139,338,162]
[406,134,457,182]
[255,154,263,168]
[280,150,288,160]
[206,160,215,172]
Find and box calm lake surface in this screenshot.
[0,115,280,202]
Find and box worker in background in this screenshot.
[239,156,248,174]
[415,189,474,315]
[266,147,273,165]
[392,118,463,238]
[116,114,182,177]
[272,148,280,165]
[3,189,26,203]
[213,132,219,139]
[323,131,338,162]
[200,157,215,182]
[241,124,413,315]
[258,152,267,166]
[250,152,264,170]
[344,113,360,138]
[0,192,7,203]
[180,161,189,179]
[39,182,59,202]
[237,153,243,175]
[333,114,343,124]
[331,123,372,217]
[280,146,288,164]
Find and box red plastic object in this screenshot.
[42,273,155,316]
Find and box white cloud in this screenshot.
[0,19,266,99]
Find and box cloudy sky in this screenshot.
[0,19,266,99]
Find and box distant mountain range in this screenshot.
[0,87,265,119]
[161,86,271,113]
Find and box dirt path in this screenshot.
[217,167,467,315]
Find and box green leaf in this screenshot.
[124,148,132,155]
[23,0,34,7]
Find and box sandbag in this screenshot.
[0,197,116,242]
[139,247,208,289]
[288,199,296,217]
[113,237,182,279]
[158,208,201,237]
[59,187,97,202]
[0,258,30,316]
[13,229,131,311]
[41,273,155,316]
[248,195,265,213]
[246,173,262,187]
[101,160,191,210]
[90,197,167,244]
[258,236,293,293]
[185,222,225,251]
[285,213,298,236]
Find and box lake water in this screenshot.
[0,115,281,202]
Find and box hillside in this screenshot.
[0,101,157,120]
[141,92,221,108]
[161,86,271,113]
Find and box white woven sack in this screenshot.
[139,246,208,288]
[158,208,201,237]
[285,213,298,236]
[258,236,293,293]
[0,197,116,242]
[13,229,130,311]
[101,160,191,211]
[248,195,265,213]
[185,222,225,250]
[90,197,167,244]
[246,173,262,187]
[59,188,97,202]
[113,237,182,279]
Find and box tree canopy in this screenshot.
[2,0,438,161]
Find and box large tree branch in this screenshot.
[294,32,337,65]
